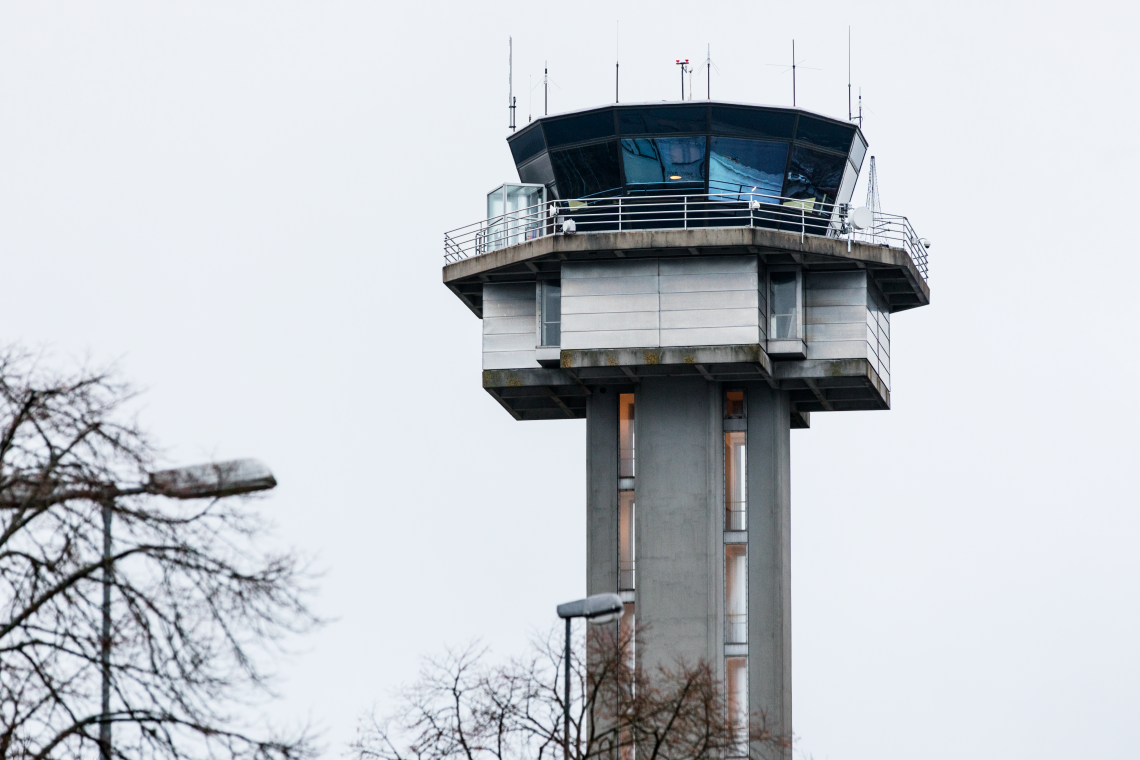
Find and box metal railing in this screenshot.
[619,561,635,592]
[725,505,746,532]
[726,613,748,644]
[443,191,929,280]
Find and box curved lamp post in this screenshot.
[98,459,277,760]
[555,593,624,760]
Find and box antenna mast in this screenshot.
[544,62,548,116]
[866,156,881,214]
[847,27,852,122]
[509,37,516,132]
[616,22,619,103]
[792,40,796,106]
[676,58,690,100]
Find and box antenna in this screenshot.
[766,41,819,107]
[529,74,532,123]
[616,21,619,103]
[847,27,852,122]
[544,62,549,116]
[858,87,863,129]
[675,58,690,100]
[698,44,720,100]
[509,37,516,132]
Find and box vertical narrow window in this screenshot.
[619,491,636,590]
[725,545,747,643]
[725,656,749,753]
[724,432,746,531]
[769,271,800,340]
[619,394,635,477]
[540,280,561,346]
[619,602,636,670]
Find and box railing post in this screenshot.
[684,195,688,229]
[801,206,805,243]
[618,197,622,231]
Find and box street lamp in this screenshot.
[98,458,277,760]
[555,593,624,760]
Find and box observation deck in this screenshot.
[443,102,931,422]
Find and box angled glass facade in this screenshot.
[509,101,867,208]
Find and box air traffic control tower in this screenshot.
[442,101,930,749]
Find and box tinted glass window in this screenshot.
[508,125,546,164]
[783,145,847,206]
[621,137,706,188]
[518,152,555,188]
[848,133,867,172]
[618,106,707,134]
[549,141,621,199]
[794,116,855,153]
[710,107,795,140]
[543,109,615,148]
[709,137,788,201]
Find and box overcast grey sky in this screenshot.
[1,2,1137,758]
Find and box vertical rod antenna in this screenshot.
[509,37,516,132]
[848,27,852,121]
[545,61,548,116]
[707,44,711,100]
[616,21,619,103]
[792,40,796,107]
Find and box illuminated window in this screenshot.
[619,394,635,477]
[725,432,746,531]
[725,545,747,643]
[725,390,745,419]
[725,656,748,753]
[619,491,635,590]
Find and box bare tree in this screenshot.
[354,624,791,760]
[0,348,318,760]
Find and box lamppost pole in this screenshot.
[99,498,113,760]
[556,593,624,760]
[94,459,277,760]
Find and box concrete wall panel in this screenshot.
[483,283,539,370]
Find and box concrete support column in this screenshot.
[586,390,619,598]
[747,383,793,747]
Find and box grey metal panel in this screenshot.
[805,287,866,307]
[661,307,757,329]
[482,315,538,335]
[561,329,660,349]
[804,322,869,342]
[804,340,871,360]
[661,289,759,311]
[561,293,660,314]
[563,259,659,278]
[660,326,761,346]
[564,310,660,332]
[805,271,865,290]
[660,272,758,293]
[482,283,537,316]
[563,275,660,297]
[809,305,868,325]
[482,333,537,352]
[483,350,541,370]
[659,255,758,275]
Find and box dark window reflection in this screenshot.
[794,116,855,153]
[549,141,621,199]
[783,146,846,207]
[618,106,707,135]
[518,152,555,188]
[509,125,546,165]
[710,107,795,140]
[543,110,616,148]
[621,137,706,191]
[710,137,788,201]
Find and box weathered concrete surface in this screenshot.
[634,378,718,668]
[586,391,619,599]
[442,226,929,309]
[561,343,773,378]
[746,383,793,747]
